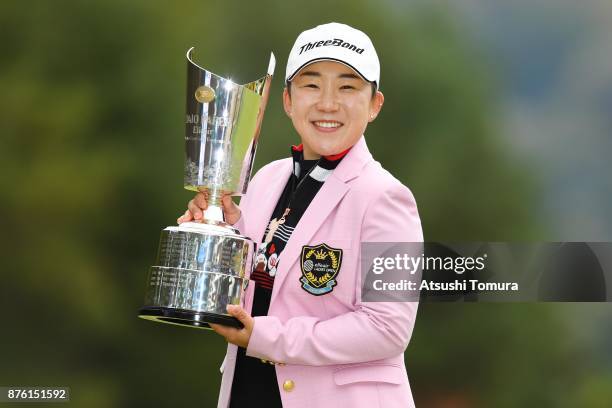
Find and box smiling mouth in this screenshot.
[312,120,343,129]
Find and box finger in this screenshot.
[221,195,240,218]
[226,305,252,330]
[221,194,234,210]
[187,199,203,220]
[209,323,226,336]
[193,192,209,210]
[177,210,191,224]
[210,323,238,342]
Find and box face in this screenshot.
[283,61,384,159]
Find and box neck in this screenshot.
[302,145,321,160]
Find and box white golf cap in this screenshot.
[285,22,380,89]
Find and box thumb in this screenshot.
[221,195,241,222]
[226,305,252,329]
[221,194,238,212]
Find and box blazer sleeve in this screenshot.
[246,183,423,366]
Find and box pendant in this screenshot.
[263,208,291,244]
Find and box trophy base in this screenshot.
[138,307,244,330]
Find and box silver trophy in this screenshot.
[138,47,275,329]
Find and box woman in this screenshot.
[178,22,423,408]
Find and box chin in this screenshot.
[314,146,340,157]
[302,134,349,157]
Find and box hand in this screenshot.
[177,190,241,225]
[210,305,254,349]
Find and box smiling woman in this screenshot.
[180,22,422,408]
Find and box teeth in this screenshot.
[314,121,341,128]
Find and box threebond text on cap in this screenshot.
[285,22,380,89]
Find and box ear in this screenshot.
[282,87,292,118]
[368,91,385,122]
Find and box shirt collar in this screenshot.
[291,143,351,167]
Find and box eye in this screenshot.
[303,83,318,89]
[340,85,355,90]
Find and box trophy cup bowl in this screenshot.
[138,48,275,329]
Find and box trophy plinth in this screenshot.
[139,222,252,329]
[138,48,275,330]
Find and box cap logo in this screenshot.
[298,38,364,55]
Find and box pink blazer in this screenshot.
[217,136,423,408]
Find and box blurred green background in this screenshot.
[1,0,611,407]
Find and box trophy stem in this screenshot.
[203,188,225,224]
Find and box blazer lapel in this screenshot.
[270,136,373,303]
[271,174,349,304]
[260,135,373,305]
[247,160,293,245]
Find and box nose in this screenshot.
[316,85,339,112]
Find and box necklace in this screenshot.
[262,158,321,244]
